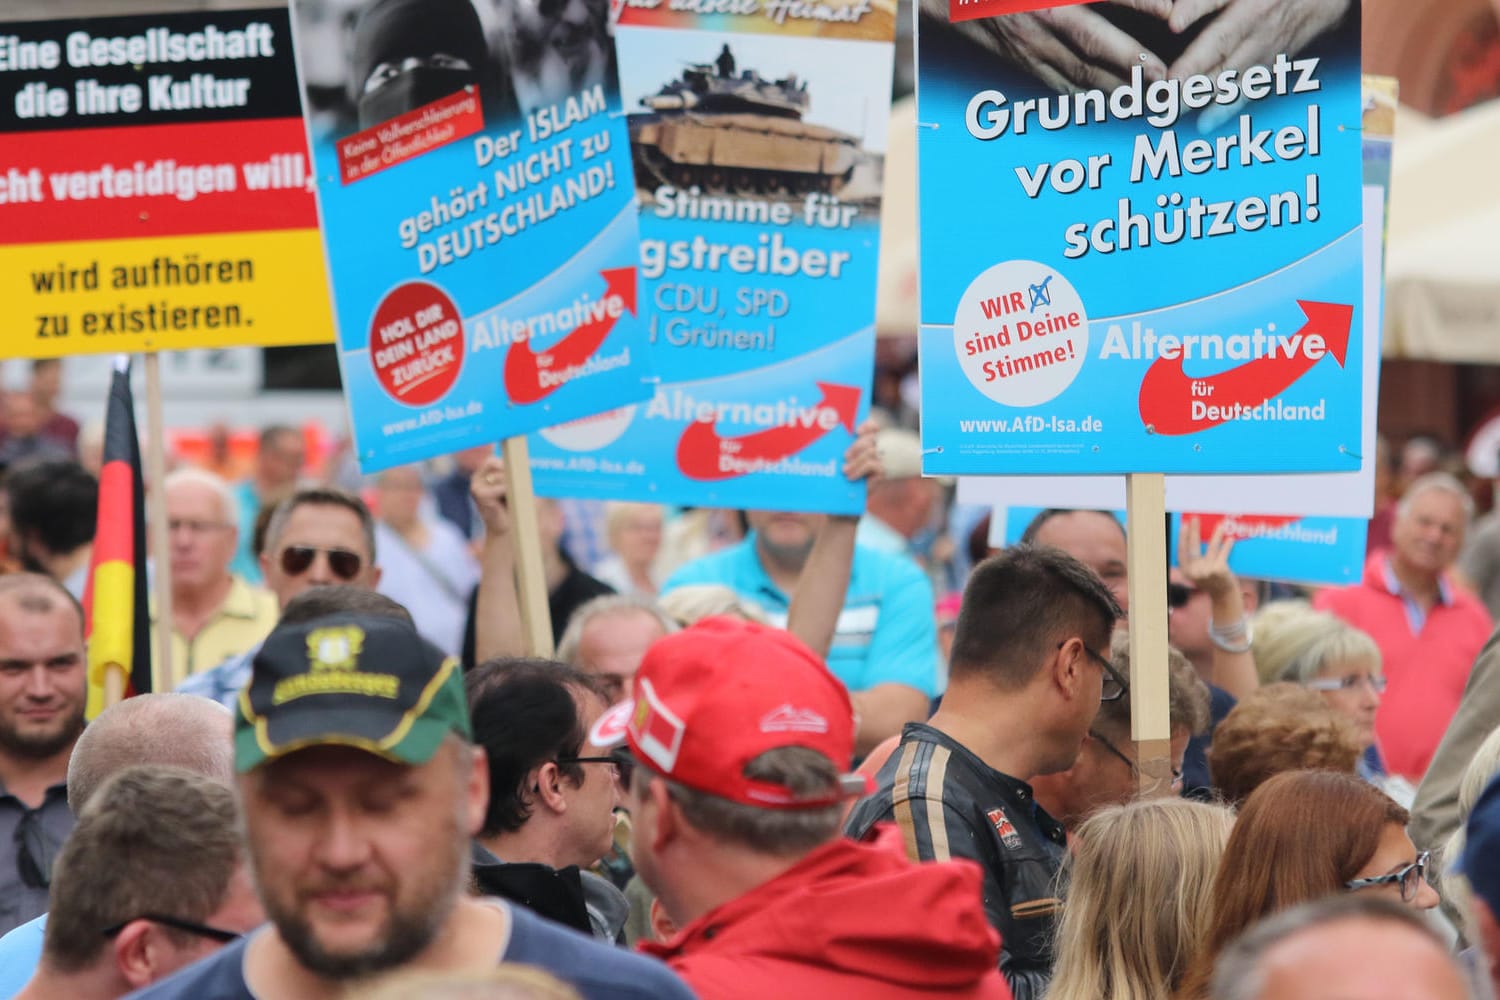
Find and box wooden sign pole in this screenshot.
[500,436,555,657]
[1125,472,1172,793]
[143,353,178,693]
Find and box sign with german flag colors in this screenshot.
[286,0,653,472]
[525,0,895,514]
[0,8,333,358]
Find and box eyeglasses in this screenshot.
[1089,730,1184,787]
[1306,674,1388,694]
[278,545,363,581]
[101,913,243,944]
[1345,851,1430,903]
[14,810,57,889]
[556,755,626,783]
[1167,582,1198,609]
[606,746,637,788]
[1071,642,1129,702]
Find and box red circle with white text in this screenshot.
[369,282,464,407]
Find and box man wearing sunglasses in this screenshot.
[11,766,262,1000]
[0,575,86,937]
[846,545,1121,1000]
[177,487,381,709]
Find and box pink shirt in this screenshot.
[1314,556,1494,781]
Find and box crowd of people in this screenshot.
[0,363,1499,998]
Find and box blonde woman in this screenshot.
[1046,798,1235,1000]
[1250,601,1408,802]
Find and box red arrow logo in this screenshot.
[676,382,861,481]
[503,267,637,405]
[1138,301,1353,436]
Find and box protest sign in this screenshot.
[958,186,1386,518]
[1170,512,1365,585]
[916,0,1364,475]
[525,5,896,514]
[0,7,332,358]
[287,0,650,471]
[992,506,1365,586]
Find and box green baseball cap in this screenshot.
[235,613,471,773]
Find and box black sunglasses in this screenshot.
[101,913,242,944]
[14,810,58,890]
[1167,582,1197,609]
[279,545,363,581]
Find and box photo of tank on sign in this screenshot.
[625,41,882,205]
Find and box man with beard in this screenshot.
[0,575,87,935]
[133,613,693,1000]
[663,510,939,755]
[4,462,96,601]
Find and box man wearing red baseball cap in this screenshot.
[621,616,1013,999]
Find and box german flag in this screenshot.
[83,356,151,719]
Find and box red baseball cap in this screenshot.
[623,616,858,809]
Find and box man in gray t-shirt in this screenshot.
[0,575,87,936]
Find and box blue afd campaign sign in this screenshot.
[916,0,1363,475]
[525,11,895,514]
[1170,513,1367,585]
[288,0,651,471]
[995,507,1365,586]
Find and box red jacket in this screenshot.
[640,836,1014,1000]
[1314,555,1494,780]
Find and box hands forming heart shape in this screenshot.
[930,0,1352,96]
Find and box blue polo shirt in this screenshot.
[0,914,44,999]
[663,534,943,697]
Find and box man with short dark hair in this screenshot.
[0,575,87,936]
[134,614,693,1000]
[845,545,1122,999]
[12,766,263,1000]
[5,461,96,600]
[178,487,382,708]
[623,616,1012,998]
[466,660,628,940]
[1021,508,1251,798]
[1209,896,1468,1000]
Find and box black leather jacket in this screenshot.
[844,723,1067,1000]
